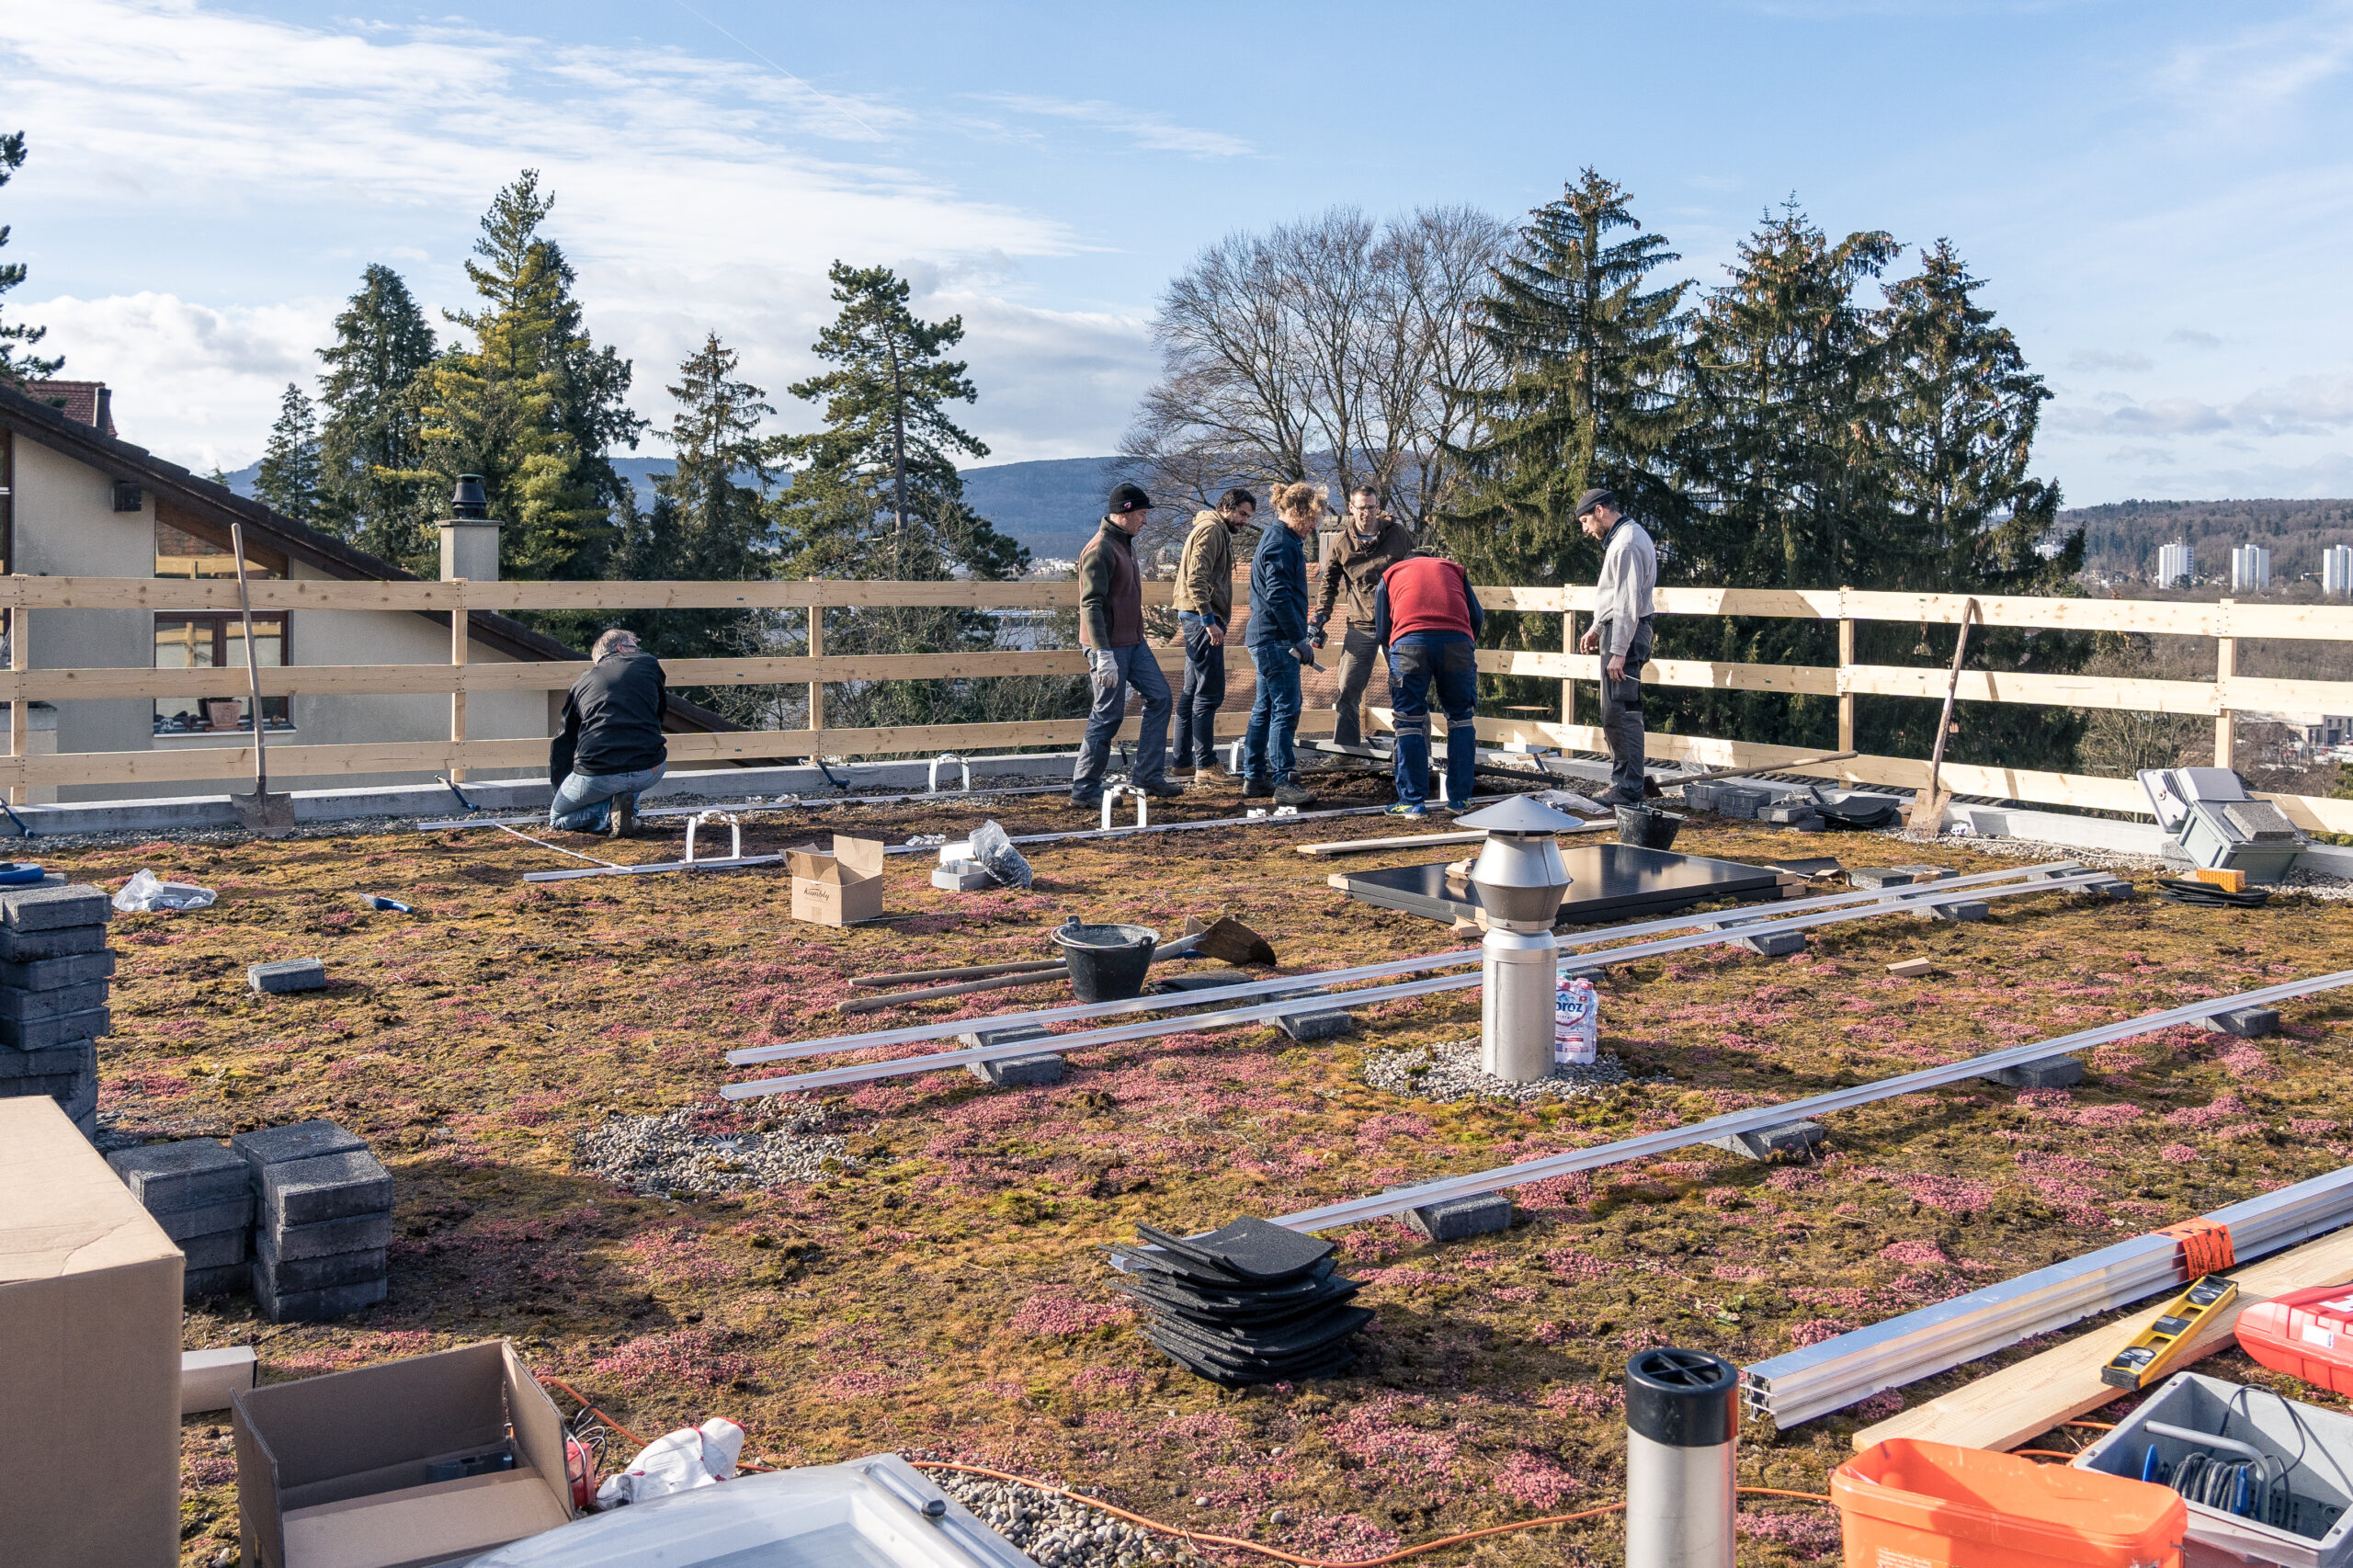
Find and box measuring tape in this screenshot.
[2103,1274,2239,1391]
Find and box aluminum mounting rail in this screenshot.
[416,782,1072,834]
[721,867,2114,1099]
[1253,966,2353,1231]
[873,800,1461,856]
[1742,1158,2353,1428]
[724,861,2092,1069]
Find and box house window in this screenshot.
[153,616,291,734]
[155,519,280,580]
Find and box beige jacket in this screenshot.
[1313,517,1418,629]
[1174,509,1237,626]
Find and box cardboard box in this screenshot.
[0,1096,184,1568]
[790,835,887,926]
[234,1339,575,1568]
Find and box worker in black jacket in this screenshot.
[550,628,668,835]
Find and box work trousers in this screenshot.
[1599,618,1654,799]
[1173,611,1227,768]
[1242,642,1304,786]
[1073,642,1171,798]
[1388,631,1478,808]
[1330,624,1381,747]
[550,761,667,832]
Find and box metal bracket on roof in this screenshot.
[927,753,971,793]
[1100,783,1148,834]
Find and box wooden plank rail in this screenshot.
[1,574,2347,821]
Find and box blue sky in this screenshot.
[4,0,2349,504]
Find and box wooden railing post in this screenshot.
[1561,607,1576,728]
[7,586,23,807]
[805,603,825,742]
[449,582,469,784]
[1837,585,1856,753]
[2215,597,2236,770]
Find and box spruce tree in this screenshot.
[1438,170,1688,710]
[412,172,643,591]
[253,383,322,523]
[618,334,786,672]
[315,264,438,562]
[0,131,62,386]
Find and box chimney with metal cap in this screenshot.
[438,475,499,581]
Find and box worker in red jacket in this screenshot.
[1371,553,1485,816]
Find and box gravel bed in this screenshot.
[1878,829,2167,874]
[929,1471,1199,1568]
[1364,1038,1632,1104]
[574,1103,854,1196]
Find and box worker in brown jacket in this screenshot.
[1170,487,1256,772]
[1072,483,1180,809]
[1311,485,1417,748]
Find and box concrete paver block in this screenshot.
[252,1269,387,1324]
[1919,900,1990,922]
[108,1136,250,1211]
[957,1026,1068,1086]
[1705,1119,1826,1162]
[232,1119,365,1170]
[1393,1190,1514,1242]
[1985,1056,2084,1089]
[184,1263,251,1300]
[1277,1008,1356,1042]
[0,979,110,1022]
[0,882,110,931]
[247,959,327,994]
[0,1038,96,1080]
[255,1247,387,1294]
[1849,868,1916,890]
[0,923,108,963]
[0,950,115,992]
[257,1149,393,1228]
[1735,930,1807,957]
[154,1194,255,1243]
[2200,1006,2281,1040]
[1153,971,1276,1005]
[180,1229,249,1270]
[0,1006,108,1050]
[264,1210,394,1260]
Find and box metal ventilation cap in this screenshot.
[449,474,490,520]
[1454,795,1588,835]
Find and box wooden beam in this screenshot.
[1853,1221,2353,1455]
[2216,601,2237,769]
[1837,604,1856,752]
[449,585,469,785]
[6,602,22,807]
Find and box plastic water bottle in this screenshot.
[1554,975,1598,1066]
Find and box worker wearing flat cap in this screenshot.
[1073,483,1182,810]
[1575,487,1658,805]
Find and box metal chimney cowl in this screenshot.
[1454,796,1581,1084]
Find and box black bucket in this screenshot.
[1615,804,1684,851]
[1052,922,1159,1002]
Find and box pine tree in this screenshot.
[315,264,438,563]
[1437,170,1688,710]
[617,334,787,671]
[410,172,643,592]
[253,383,322,523]
[0,131,63,386]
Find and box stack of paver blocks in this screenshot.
[233,1120,393,1323]
[107,1139,256,1298]
[0,880,113,1141]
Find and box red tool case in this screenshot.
[2236,1283,2353,1394]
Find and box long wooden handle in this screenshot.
[1922,598,1978,808]
[1665,751,1859,790]
[836,968,1067,1014]
[850,958,1067,989]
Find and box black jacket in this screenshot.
[551,651,668,784]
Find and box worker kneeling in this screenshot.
[550,628,668,836]
[1375,552,1484,817]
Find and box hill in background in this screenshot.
[2061,498,2353,585]
[219,454,1121,564]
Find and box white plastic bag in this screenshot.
[594,1417,744,1509]
[112,869,217,913]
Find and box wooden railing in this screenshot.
[2,574,2344,830]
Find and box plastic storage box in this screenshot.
[1836,1438,2185,1568]
[2074,1373,2353,1568]
[462,1454,1032,1568]
[2238,1284,2353,1397]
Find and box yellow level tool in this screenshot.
[2101,1275,2238,1390]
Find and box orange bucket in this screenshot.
[1833,1438,2185,1568]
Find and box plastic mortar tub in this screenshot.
[1051,922,1158,1003]
[1834,1438,2186,1568]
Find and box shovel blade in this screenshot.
[233,790,298,838]
[1191,915,1277,968]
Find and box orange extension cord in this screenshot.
[542,1377,1833,1568]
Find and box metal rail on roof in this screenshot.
[722,861,2094,1069]
[720,868,2114,1099]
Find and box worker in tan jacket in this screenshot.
[1311,485,1417,748]
[1171,487,1256,771]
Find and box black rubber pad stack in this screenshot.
[1110,1216,1372,1386]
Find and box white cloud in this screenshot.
[2169,327,2223,348]
[2058,375,2353,441]
[2068,347,2154,373]
[1,1,1142,466]
[977,96,1254,160]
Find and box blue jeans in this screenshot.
[1174,612,1226,767]
[1243,642,1303,785]
[1073,643,1172,797]
[550,763,666,831]
[1389,631,1478,807]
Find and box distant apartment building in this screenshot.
[2231,542,2272,592]
[2327,545,2353,597]
[2157,540,2195,586]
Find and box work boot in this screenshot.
[1594,788,1643,808]
[608,793,637,838]
[1273,781,1315,809]
[1386,802,1428,819]
[1242,778,1274,800]
[1070,791,1104,812]
[1137,777,1188,799]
